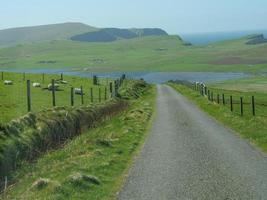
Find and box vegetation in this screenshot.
[0,72,111,124]
[70,28,168,42]
[0,23,267,72]
[1,80,155,200]
[169,81,267,153]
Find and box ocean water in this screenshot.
[180,30,267,45]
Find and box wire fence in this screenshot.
[0,72,126,124]
[173,80,267,117]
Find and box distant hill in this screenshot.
[246,34,267,45]
[0,22,98,47]
[70,28,168,42]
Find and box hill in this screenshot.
[70,28,168,42]
[0,22,98,47]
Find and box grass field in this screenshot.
[0,34,267,73]
[1,83,155,200]
[169,79,267,153]
[0,72,112,124]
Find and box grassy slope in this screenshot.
[169,82,267,153]
[0,23,97,47]
[0,72,111,124]
[0,34,267,72]
[3,84,155,200]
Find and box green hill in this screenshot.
[70,28,168,42]
[0,22,98,47]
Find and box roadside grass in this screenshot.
[0,72,111,124]
[2,84,155,200]
[169,83,267,153]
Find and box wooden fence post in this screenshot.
[208,90,210,100]
[71,87,74,106]
[217,94,220,104]
[90,88,93,103]
[230,95,233,112]
[105,87,107,100]
[99,88,101,102]
[61,73,63,80]
[240,97,243,116]
[27,80,31,112]
[211,92,214,102]
[81,86,84,105]
[222,94,225,105]
[52,79,56,107]
[42,73,45,83]
[1,71,3,80]
[252,96,255,116]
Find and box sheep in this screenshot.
[47,83,59,91]
[32,82,41,87]
[61,80,68,84]
[4,80,13,85]
[74,88,83,95]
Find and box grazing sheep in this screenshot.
[4,80,13,85]
[74,88,83,95]
[61,80,68,84]
[48,83,59,91]
[32,82,41,87]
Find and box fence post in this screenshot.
[81,86,84,105]
[1,71,3,80]
[52,79,56,107]
[230,95,233,112]
[208,90,210,100]
[90,88,93,103]
[240,97,243,116]
[42,73,45,83]
[61,73,63,80]
[211,92,214,102]
[27,80,31,112]
[252,96,255,116]
[105,87,107,100]
[222,94,225,105]
[217,94,220,104]
[71,87,74,106]
[99,88,101,102]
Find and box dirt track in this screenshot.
[118,85,267,200]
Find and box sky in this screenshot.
[0,0,267,34]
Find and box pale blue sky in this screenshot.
[1,0,267,34]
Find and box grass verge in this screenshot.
[1,83,155,199]
[169,83,267,153]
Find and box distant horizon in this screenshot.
[0,21,266,36]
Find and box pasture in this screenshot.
[0,72,112,124]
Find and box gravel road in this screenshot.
[118,85,267,200]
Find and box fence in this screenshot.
[173,80,267,117]
[0,71,126,124]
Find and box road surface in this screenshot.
[118,85,267,200]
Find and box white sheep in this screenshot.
[48,83,59,90]
[61,80,68,84]
[4,80,13,85]
[74,88,83,95]
[32,82,41,87]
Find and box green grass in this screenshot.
[2,84,155,200]
[169,82,267,153]
[0,34,267,72]
[0,72,112,124]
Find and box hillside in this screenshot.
[70,28,168,42]
[0,23,267,73]
[0,22,98,47]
